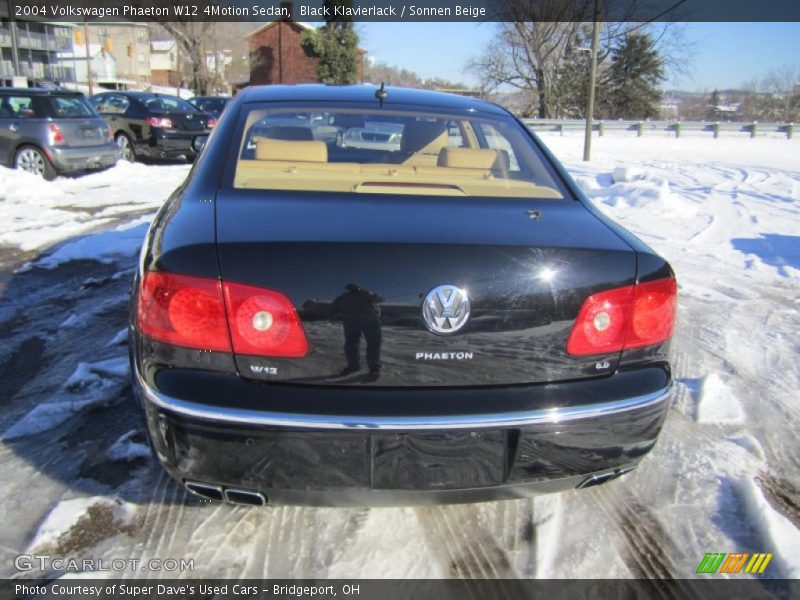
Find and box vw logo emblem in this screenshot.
[422,285,471,335]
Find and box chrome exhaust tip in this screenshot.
[577,465,638,489]
[224,487,267,506]
[185,481,224,501]
[577,471,617,489]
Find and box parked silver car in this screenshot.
[0,88,117,180]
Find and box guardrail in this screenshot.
[522,119,795,139]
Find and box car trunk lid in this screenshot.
[160,111,210,132]
[215,190,637,387]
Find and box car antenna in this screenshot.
[375,82,388,105]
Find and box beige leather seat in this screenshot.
[401,121,449,167]
[254,138,328,162]
[437,147,504,170]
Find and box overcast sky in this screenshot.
[357,22,800,92]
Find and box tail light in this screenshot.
[48,123,64,145]
[206,117,217,129]
[107,126,113,141]
[147,116,173,129]
[137,272,308,358]
[223,282,308,357]
[567,277,677,356]
[137,273,230,352]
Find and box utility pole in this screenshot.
[583,6,601,161]
[175,41,181,96]
[83,20,93,95]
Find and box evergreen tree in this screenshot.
[599,32,665,119]
[301,1,360,84]
[556,26,594,118]
[706,89,722,120]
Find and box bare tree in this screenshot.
[158,21,213,95]
[761,64,800,123]
[468,20,583,118]
[468,1,692,118]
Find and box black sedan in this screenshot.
[89,91,215,162]
[130,85,676,506]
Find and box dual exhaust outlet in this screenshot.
[184,480,266,506]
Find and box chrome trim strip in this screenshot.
[136,368,671,431]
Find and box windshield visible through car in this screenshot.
[193,98,228,113]
[48,96,96,118]
[143,96,198,113]
[232,107,564,199]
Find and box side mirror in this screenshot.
[192,135,209,154]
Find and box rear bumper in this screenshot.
[134,364,672,506]
[137,129,208,158]
[49,143,118,172]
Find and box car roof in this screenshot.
[236,84,508,116]
[0,87,83,96]
[93,91,184,99]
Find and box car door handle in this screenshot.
[9,123,19,133]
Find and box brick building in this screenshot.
[247,15,365,86]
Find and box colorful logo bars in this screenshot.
[696,552,773,574]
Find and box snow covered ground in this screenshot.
[0,133,798,581]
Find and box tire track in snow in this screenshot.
[127,470,185,578]
[591,485,702,599]
[416,500,537,580]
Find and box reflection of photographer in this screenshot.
[332,283,382,379]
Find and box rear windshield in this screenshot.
[143,96,197,113]
[232,106,564,199]
[48,96,96,118]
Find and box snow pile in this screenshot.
[0,161,188,253]
[106,430,151,462]
[2,357,129,440]
[611,166,649,183]
[695,373,745,424]
[30,497,136,551]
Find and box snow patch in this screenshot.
[65,357,129,387]
[106,328,128,347]
[2,357,130,440]
[2,400,102,440]
[30,497,136,551]
[726,434,766,462]
[107,430,151,462]
[0,162,187,253]
[31,218,150,270]
[736,477,800,577]
[696,373,745,424]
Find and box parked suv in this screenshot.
[0,88,117,180]
[89,91,215,163]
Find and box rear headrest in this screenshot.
[254,138,328,162]
[264,126,314,141]
[437,147,502,170]
[400,121,448,155]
